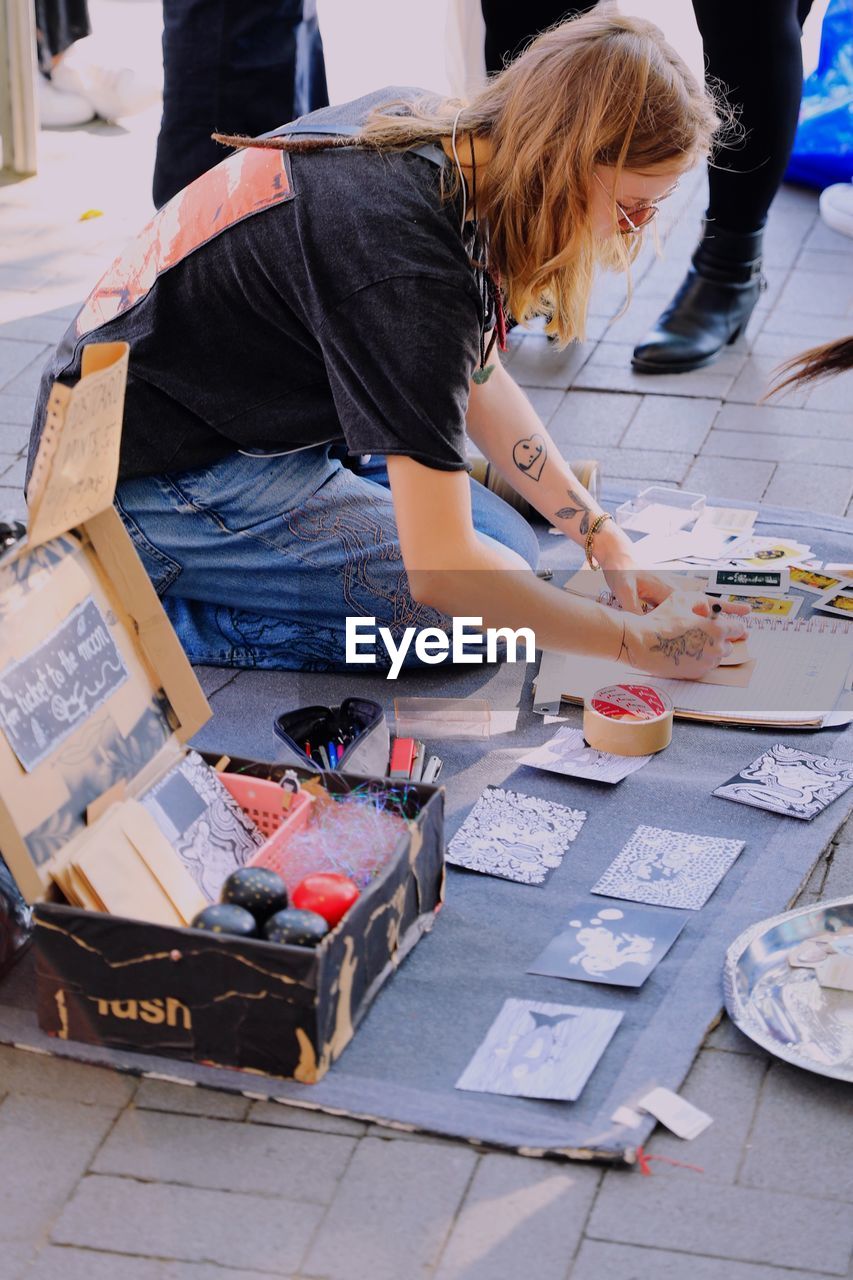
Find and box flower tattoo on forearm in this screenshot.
[649,629,711,665]
[554,487,593,536]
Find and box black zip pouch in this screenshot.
[273,697,389,776]
[0,854,32,979]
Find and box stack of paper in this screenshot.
[612,489,821,574]
[628,528,822,573]
[564,501,850,672]
[630,525,738,570]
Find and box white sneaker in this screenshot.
[819,180,853,239]
[52,38,161,122]
[38,75,96,128]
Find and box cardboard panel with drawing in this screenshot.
[0,345,444,1081]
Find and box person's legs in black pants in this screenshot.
[35,0,91,73]
[633,0,815,372]
[480,2,596,75]
[153,0,303,209]
[700,0,813,231]
[481,1,815,373]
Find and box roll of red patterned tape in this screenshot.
[584,683,673,756]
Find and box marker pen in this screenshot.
[422,755,443,785]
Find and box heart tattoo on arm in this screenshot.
[554,488,593,536]
[512,434,547,482]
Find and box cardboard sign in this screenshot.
[0,596,128,772]
[0,342,211,903]
[27,343,129,547]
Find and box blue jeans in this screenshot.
[114,447,539,671]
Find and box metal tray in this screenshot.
[723,896,853,1083]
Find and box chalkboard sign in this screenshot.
[0,597,128,772]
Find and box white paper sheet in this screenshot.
[694,506,758,536]
[637,1086,713,1139]
[519,727,651,783]
[630,527,735,569]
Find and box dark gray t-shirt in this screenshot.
[28,89,484,487]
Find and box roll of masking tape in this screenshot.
[583,683,673,756]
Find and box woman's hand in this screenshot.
[622,593,750,680]
[597,522,673,613]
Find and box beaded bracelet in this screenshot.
[585,512,613,570]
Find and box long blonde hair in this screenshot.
[215,8,722,344]
[767,337,853,398]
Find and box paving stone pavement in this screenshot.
[1,19,852,1279]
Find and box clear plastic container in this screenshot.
[615,485,706,531]
[394,696,492,740]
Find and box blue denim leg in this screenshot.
[114,446,539,671]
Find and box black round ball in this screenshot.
[221,867,288,924]
[263,907,329,947]
[191,903,258,937]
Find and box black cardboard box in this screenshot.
[0,345,445,1082]
[33,766,445,1082]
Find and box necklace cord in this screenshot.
[450,107,467,231]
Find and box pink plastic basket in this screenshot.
[219,773,314,878]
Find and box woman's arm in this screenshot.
[465,350,657,610]
[386,455,747,679]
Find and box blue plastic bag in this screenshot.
[786,0,853,187]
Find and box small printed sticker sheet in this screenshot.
[455,997,623,1101]
[723,593,802,618]
[528,896,688,988]
[713,744,853,821]
[519,727,651,785]
[814,585,853,619]
[790,565,853,597]
[592,825,745,910]
[729,536,811,569]
[447,786,587,885]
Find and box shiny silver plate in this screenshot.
[723,895,853,1083]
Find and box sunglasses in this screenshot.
[594,172,677,235]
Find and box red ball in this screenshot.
[291,873,359,928]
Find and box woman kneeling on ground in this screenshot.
[28,9,747,675]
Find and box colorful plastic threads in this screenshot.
[272,793,410,892]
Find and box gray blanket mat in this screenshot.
[1,493,851,1163]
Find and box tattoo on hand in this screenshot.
[555,487,593,536]
[512,434,547,482]
[649,628,710,665]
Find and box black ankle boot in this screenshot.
[632,222,766,374]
